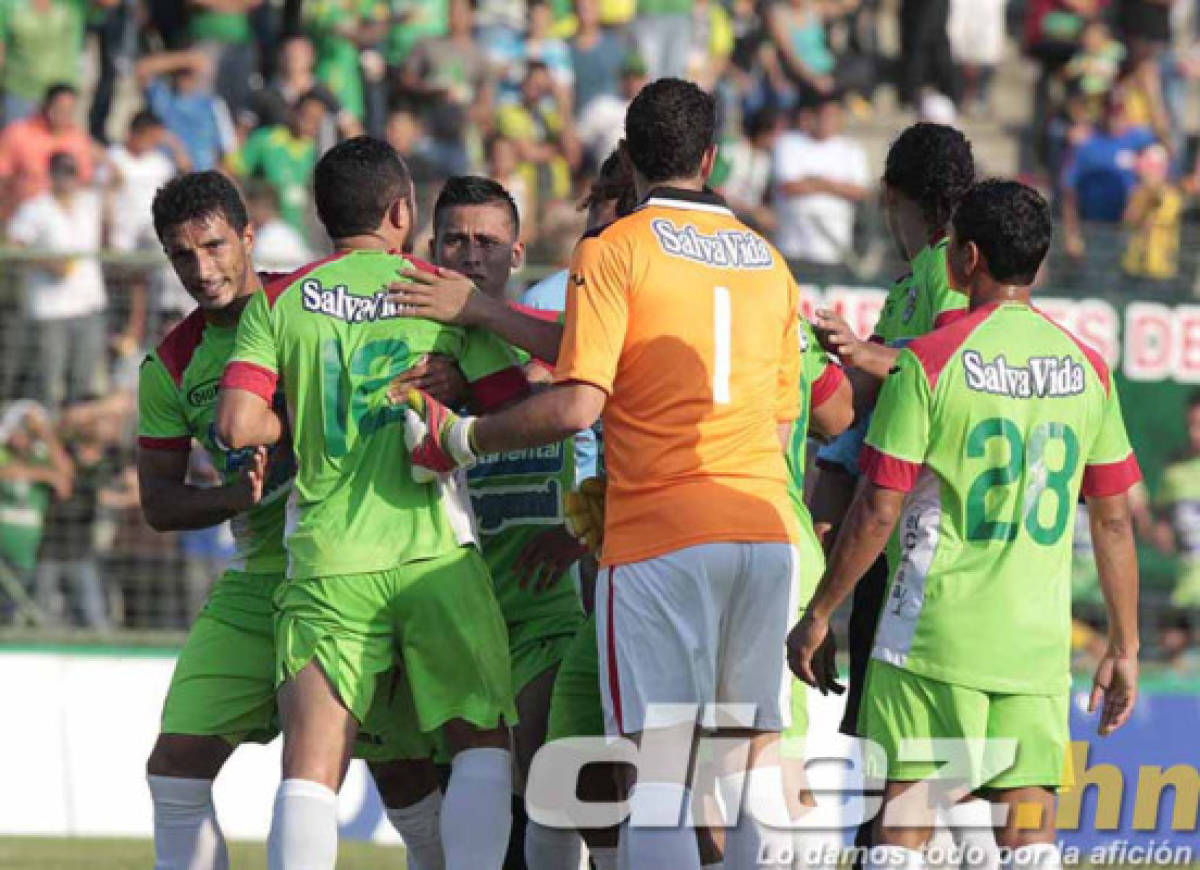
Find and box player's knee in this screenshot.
[146,733,232,779]
[369,758,440,808]
[442,719,512,757]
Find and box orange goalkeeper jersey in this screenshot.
[555,187,803,566]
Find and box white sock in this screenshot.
[266,778,338,870]
[867,846,926,870]
[948,800,1000,870]
[147,775,229,870]
[624,782,700,870]
[719,766,792,870]
[525,820,583,869]
[386,789,445,870]
[702,863,725,869]
[1002,844,1061,870]
[590,845,618,870]
[442,748,512,870]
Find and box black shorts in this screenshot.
[839,553,889,737]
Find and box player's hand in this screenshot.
[514,525,589,593]
[391,386,478,483]
[787,612,836,693]
[229,446,268,511]
[1089,649,1138,736]
[387,266,485,326]
[564,476,606,553]
[389,354,469,407]
[814,310,866,367]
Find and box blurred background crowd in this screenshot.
[0,0,1198,679]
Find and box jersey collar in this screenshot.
[639,186,734,217]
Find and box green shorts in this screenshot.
[275,546,517,735]
[545,613,605,742]
[161,570,280,745]
[859,660,1069,790]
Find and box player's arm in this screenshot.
[387,266,565,363]
[138,444,267,531]
[215,289,284,449]
[815,309,899,382]
[1081,377,1144,735]
[805,321,854,439]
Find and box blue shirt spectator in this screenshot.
[1062,120,1156,222]
[139,51,235,171]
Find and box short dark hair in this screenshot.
[152,170,250,241]
[582,150,637,217]
[129,109,164,136]
[883,122,975,229]
[743,106,779,142]
[313,136,412,239]
[294,88,328,113]
[952,180,1051,286]
[43,82,78,108]
[624,78,716,184]
[433,175,520,237]
[243,178,281,212]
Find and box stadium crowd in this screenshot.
[0,0,1197,661]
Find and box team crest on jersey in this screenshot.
[301,278,403,323]
[962,350,1085,399]
[650,219,773,269]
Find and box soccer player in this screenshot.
[139,170,447,870]
[215,137,524,870]
[788,180,1142,870]
[399,78,810,870]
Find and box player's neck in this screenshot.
[634,174,705,201]
[205,275,261,327]
[969,282,1031,311]
[333,232,397,253]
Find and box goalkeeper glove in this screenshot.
[564,476,606,553]
[397,387,479,483]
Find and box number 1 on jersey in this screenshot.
[713,286,731,404]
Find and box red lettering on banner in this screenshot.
[1177,306,1200,383]
[1124,302,1173,381]
[1075,300,1120,367]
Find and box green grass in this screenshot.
[0,837,406,869]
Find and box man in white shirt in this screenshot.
[8,152,110,409]
[244,180,314,274]
[772,92,869,268]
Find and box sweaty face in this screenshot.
[160,213,254,312]
[433,204,520,299]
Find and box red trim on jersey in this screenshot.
[508,301,562,323]
[859,444,921,492]
[137,435,191,451]
[810,363,845,410]
[155,309,208,387]
[256,270,288,287]
[221,361,278,401]
[263,250,351,307]
[605,566,624,734]
[904,302,998,387]
[405,255,437,275]
[933,307,969,329]
[1082,453,1143,498]
[470,366,531,412]
[1033,308,1111,395]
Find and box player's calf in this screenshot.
[147,735,236,870]
[440,719,514,870]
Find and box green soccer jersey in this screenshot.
[871,238,965,344]
[228,127,317,231]
[0,444,52,573]
[785,318,844,600]
[138,309,295,575]
[224,250,523,580]
[862,301,1141,694]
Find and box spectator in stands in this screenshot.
[486,133,537,241]
[303,0,388,126]
[384,0,450,72]
[686,0,735,90]
[7,153,110,410]
[948,0,1005,115]
[187,0,263,120]
[495,61,580,201]
[1061,95,1157,258]
[105,110,187,356]
[576,51,648,167]
[399,0,492,176]
[897,0,960,108]
[0,83,98,221]
[35,413,116,630]
[137,49,235,171]
[228,90,327,232]
[0,401,72,625]
[510,0,574,105]
[569,0,630,116]
[1112,38,1174,151]
[634,0,693,80]
[0,0,90,125]
[1121,142,1184,282]
[765,0,836,103]
[248,34,362,153]
[245,180,315,273]
[1154,389,1200,608]
[87,0,136,143]
[711,105,782,232]
[1157,612,1200,675]
[771,91,869,272]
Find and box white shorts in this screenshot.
[596,541,799,736]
